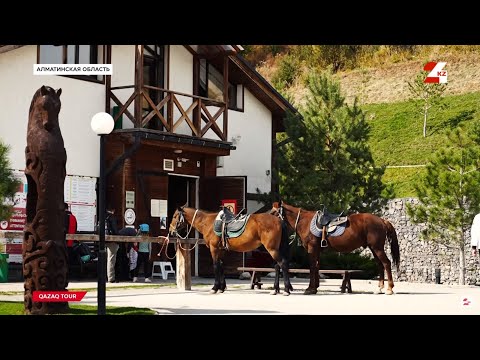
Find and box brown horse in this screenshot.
[169,206,293,295]
[270,201,400,295]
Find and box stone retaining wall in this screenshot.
[363,198,480,285]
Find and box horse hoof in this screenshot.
[270,290,279,295]
[282,291,290,296]
[374,288,383,294]
[209,289,218,294]
[385,289,394,295]
[218,289,225,293]
[304,289,317,295]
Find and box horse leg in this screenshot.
[218,259,227,293]
[209,259,221,294]
[280,258,293,296]
[304,243,319,295]
[270,263,281,295]
[209,247,223,294]
[369,247,385,294]
[373,248,394,295]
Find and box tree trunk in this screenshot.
[458,246,465,285]
[423,106,428,138]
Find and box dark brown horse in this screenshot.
[270,201,400,295]
[169,206,293,295]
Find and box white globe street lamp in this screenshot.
[91,112,114,315]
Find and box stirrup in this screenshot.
[320,239,328,247]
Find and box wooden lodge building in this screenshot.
[0,45,296,276]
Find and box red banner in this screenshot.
[32,291,87,302]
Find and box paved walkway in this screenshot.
[1,277,478,315]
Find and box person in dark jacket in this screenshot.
[116,226,138,281]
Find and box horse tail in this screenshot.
[279,219,290,261]
[383,219,400,272]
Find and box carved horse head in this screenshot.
[29,85,62,132]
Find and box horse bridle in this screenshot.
[173,207,199,240]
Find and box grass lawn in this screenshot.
[0,301,155,315]
[363,91,480,197]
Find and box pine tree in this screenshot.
[406,127,480,285]
[407,69,447,137]
[277,71,391,213]
[0,140,20,220]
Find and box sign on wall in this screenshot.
[1,171,98,262]
[222,199,237,214]
[64,175,97,232]
[126,191,135,208]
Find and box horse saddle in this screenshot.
[316,209,347,227]
[311,208,348,248]
[213,207,250,240]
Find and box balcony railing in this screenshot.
[108,85,228,141]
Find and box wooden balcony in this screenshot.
[108,85,228,142]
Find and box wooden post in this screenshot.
[222,56,229,141]
[176,242,192,290]
[193,55,201,136]
[134,45,144,128]
[105,45,112,115]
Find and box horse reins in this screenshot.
[173,209,201,252]
[278,204,301,245]
[175,209,199,240]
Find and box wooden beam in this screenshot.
[172,96,199,136]
[0,231,204,244]
[193,55,201,135]
[134,45,144,127]
[200,104,225,140]
[223,55,229,141]
[140,137,230,156]
[105,45,112,114]
[229,56,288,111]
[142,92,170,129]
[110,90,136,123]
[106,134,141,176]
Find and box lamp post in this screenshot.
[91,112,114,315]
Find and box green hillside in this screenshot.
[363,91,480,197]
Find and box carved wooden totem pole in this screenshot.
[23,85,69,314]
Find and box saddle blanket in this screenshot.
[310,215,347,238]
[213,210,250,238]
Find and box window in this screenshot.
[38,45,104,82]
[199,59,244,111]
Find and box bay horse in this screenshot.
[169,206,293,295]
[270,201,400,295]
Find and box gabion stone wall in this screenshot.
[361,198,480,285]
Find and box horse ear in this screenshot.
[56,88,62,97]
[177,206,183,212]
[279,199,282,206]
[40,85,47,96]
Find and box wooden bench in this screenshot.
[237,267,364,293]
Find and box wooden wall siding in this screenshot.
[134,145,202,177]
[199,177,245,213]
[202,157,217,177]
